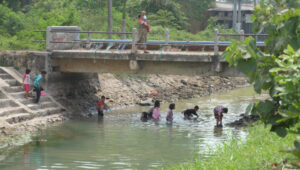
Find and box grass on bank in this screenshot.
[164,124,297,170]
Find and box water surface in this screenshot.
[0,87,267,170]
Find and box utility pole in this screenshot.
[237,0,242,32]
[121,0,127,40]
[232,0,237,30]
[108,0,113,39]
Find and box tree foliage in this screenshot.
[223,0,300,164]
[0,0,231,50]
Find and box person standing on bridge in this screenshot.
[137,11,150,53]
[33,71,46,104]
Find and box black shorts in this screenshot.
[98,110,104,117]
[214,114,223,119]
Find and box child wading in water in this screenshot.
[97,96,109,117]
[152,100,160,121]
[166,103,175,124]
[214,105,228,127]
[182,106,199,119]
[22,69,31,99]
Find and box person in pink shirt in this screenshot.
[22,69,31,99]
[166,103,175,124]
[152,100,160,120]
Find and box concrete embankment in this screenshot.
[0,66,69,154]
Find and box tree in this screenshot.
[223,0,300,165]
[121,0,127,40]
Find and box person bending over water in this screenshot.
[97,96,109,117]
[166,103,175,124]
[214,105,228,127]
[182,106,199,119]
[152,100,161,121]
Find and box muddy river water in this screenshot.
[0,87,268,170]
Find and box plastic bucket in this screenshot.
[41,91,46,96]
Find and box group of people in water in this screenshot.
[97,96,228,127]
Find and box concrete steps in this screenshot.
[35,107,63,116]
[5,79,21,87]
[5,113,33,124]
[0,107,27,117]
[0,73,13,80]
[27,101,57,110]
[3,86,24,93]
[9,91,26,98]
[4,107,63,125]
[0,92,7,99]
[0,99,18,107]
[0,66,68,128]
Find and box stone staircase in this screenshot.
[0,67,68,130]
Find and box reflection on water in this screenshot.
[0,87,267,170]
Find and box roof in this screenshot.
[208,2,254,12]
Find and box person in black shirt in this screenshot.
[182,106,199,119]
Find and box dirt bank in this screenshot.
[47,73,249,116]
[96,73,249,108]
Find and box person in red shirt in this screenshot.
[97,96,108,117]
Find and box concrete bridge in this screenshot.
[34,26,266,76]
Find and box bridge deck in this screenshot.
[51,50,224,62]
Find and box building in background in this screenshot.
[208,2,254,33]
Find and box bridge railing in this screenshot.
[33,27,266,56]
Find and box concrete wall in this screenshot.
[0,51,48,76]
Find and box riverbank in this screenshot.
[165,124,296,170]
[96,73,249,108]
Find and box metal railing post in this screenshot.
[87,32,91,44]
[46,26,52,51]
[131,28,137,54]
[165,28,169,45]
[240,29,245,41]
[214,29,221,72]
[214,29,219,56]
